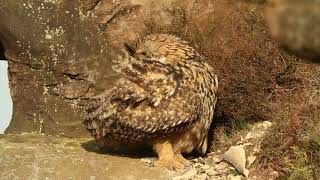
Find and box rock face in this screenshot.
[0,0,171,137]
[265,0,320,60]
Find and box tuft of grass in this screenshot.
[288,146,317,180]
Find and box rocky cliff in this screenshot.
[0,0,166,137]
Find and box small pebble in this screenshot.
[247,155,256,167]
[173,168,197,180]
[227,175,242,180]
[193,163,202,168]
[140,158,153,164]
[202,164,210,170]
[194,173,209,180]
[205,168,219,176]
[191,158,199,163]
[198,157,206,164]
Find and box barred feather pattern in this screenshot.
[83,34,218,151]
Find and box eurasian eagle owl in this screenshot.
[83,34,218,169]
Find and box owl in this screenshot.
[83,34,218,169]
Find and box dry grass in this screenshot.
[143,0,320,177]
[257,64,320,178]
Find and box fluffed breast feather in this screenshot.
[83,50,201,144]
[83,79,201,144]
[83,34,218,146]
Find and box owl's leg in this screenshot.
[171,133,191,167]
[153,140,185,170]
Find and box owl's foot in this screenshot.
[154,158,185,170]
[153,140,186,170]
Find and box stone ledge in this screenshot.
[0,133,173,179]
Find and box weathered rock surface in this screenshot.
[0,0,172,137]
[0,121,274,180]
[0,133,174,179]
[265,0,320,60]
[1,0,113,137]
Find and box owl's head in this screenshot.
[124,34,196,64]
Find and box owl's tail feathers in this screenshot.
[196,134,208,155]
[83,93,113,139]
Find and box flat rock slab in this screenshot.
[0,133,173,180]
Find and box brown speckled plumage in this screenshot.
[83,34,218,169]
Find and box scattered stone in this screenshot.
[191,158,199,163]
[247,155,256,168]
[198,157,206,164]
[194,163,210,174]
[244,121,272,141]
[196,167,206,174]
[205,167,219,176]
[205,155,223,165]
[177,121,273,179]
[222,146,249,177]
[194,173,209,180]
[270,171,279,179]
[205,157,214,165]
[208,176,224,180]
[201,164,211,171]
[227,175,242,180]
[193,163,203,169]
[215,162,229,171]
[172,168,197,180]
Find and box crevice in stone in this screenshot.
[0,41,5,60]
[64,73,81,80]
[4,49,42,70]
[95,1,140,31]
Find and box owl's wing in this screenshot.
[112,51,183,106]
[84,78,201,144]
[84,49,201,143]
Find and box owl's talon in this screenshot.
[174,154,191,167]
[153,140,187,170]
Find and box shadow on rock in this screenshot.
[81,140,155,158]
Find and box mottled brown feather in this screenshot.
[83,34,218,150]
